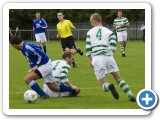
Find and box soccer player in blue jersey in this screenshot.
[10,36,78,98]
[33,11,47,53]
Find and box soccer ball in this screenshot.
[24,90,38,103]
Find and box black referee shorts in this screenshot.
[60,36,77,51]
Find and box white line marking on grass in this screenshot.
[10,85,144,94]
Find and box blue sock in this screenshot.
[28,80,47,96]
[43,45,46,53]
[59,84,77,94]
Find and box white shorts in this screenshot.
[43,84,70,98]
[38,60,55,83]
[92,55,119,80]
[117,31,127,42]
[35,33,47,43]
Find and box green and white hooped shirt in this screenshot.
[113,17,129,32]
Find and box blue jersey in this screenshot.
[33,18,48,34]
[21,42,49,68]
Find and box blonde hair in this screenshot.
[91,13,102,22]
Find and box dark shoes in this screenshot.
[122,53,126,57]
[77,47,83,56]
[109,84,119,100]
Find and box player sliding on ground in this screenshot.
[43,52,80,97]
[56,12,83,68]
[86,13,136,102]
[113,10,129,57]
[10,36,79,99]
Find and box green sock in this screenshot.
[119,80,134,98]
[102,82,110,92]
[120,45,125,54]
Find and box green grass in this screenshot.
[9,40,145,109]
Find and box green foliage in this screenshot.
[9,9,145,29]
[9,40,144,109]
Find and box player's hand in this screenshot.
[37,24,42,28]
[114,27,118,30]
[113,26,118,30]
[90,63,93,68]
[57,34,61,38]
[28,69,34,74]
[71,86,80,93]
[71,85,77,89]
[120,23,125,27]
[33,65,39,71]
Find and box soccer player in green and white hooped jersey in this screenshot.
[86,13,136,102]
[43,52,80,97]
[113,10,129,57]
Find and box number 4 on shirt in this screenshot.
[96,29,102,40]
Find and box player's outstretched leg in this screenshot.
[24,72,48,99]
[102,82,119,100]
[28,80,48,99]
[58,84,77,95]
[118,80,136,102]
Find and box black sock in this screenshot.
[72,58,76,65]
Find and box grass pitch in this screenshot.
[9,40,145,109]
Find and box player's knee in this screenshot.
[24,77,31,84]
[42,42,45,45]
[119,42,123,45]
[37,42,41,45]
[50,87,58,92]
[71,49,76,54]
[65,48,70,52]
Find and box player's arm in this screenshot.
[71,25,76,31]
[121,18,129,28]
[125,18,129,27]
[59,65,70,83]
[59,65,79,92]
[86,34,93,68]
[56,25,61,38]
[41,19,48,29]
[26,45,44,67]
[109,32,117,52]
[113,20,118,30]
[68,20,76,31]
[64,81,77,89]
[28,65,39,74]
[33,20,36,31]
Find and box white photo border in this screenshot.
[3,2,151,115]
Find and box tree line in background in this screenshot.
[9,9,145,29]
